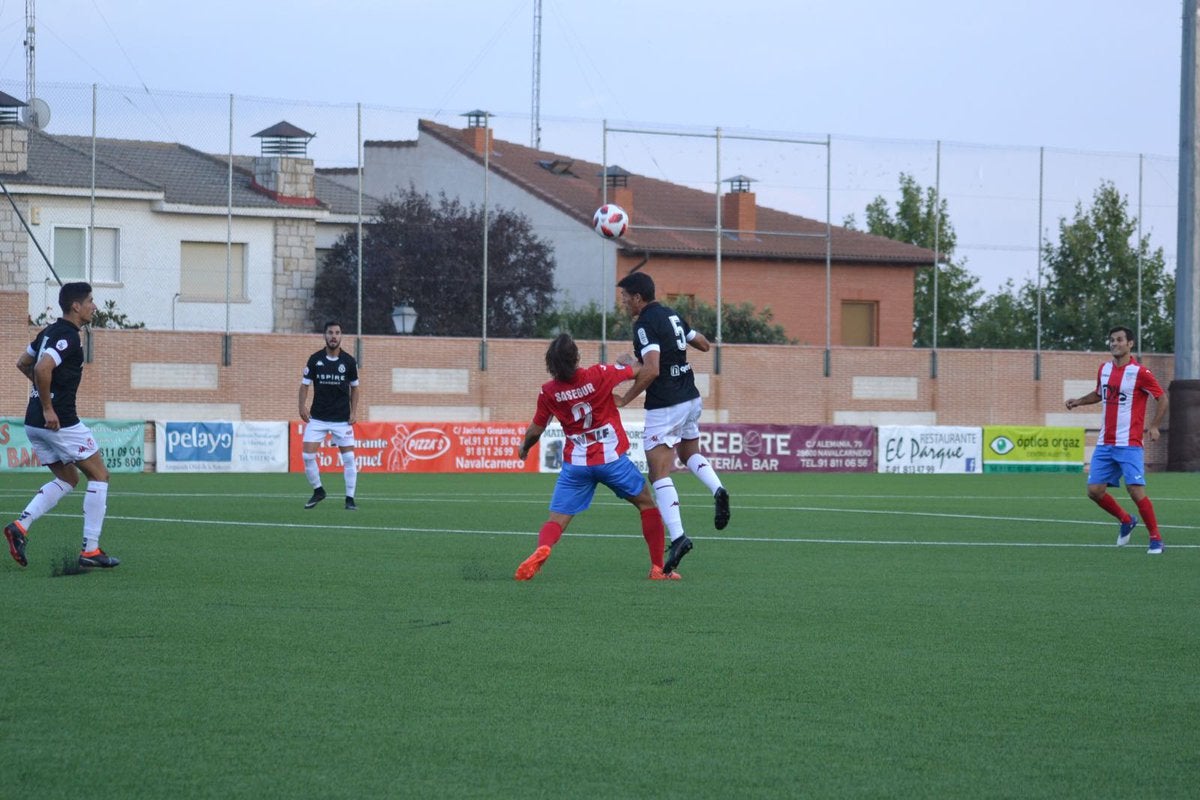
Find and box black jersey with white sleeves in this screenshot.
[302,350,359,422]
[631,302,701,410]
[24,318,85,429]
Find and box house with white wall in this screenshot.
[0,102,379,333]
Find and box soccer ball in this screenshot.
[592,204,629,239]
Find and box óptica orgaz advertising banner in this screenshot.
[982,426,1085,473]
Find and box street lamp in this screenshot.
[391,303,418,334]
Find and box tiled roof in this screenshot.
[4,129,377,215]
[419,119,936,265]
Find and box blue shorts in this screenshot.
[548,457,647,515]
[1087,445,1146,487]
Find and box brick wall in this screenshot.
[0,289,1173,468]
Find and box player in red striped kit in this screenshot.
[514,333,671,580]
[1065,326,1169,554]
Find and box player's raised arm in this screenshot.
[617,349,659,408]
[688,330,710,352]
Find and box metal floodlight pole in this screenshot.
[931,140,941,380]
[480,111,490,371]
[824,134,832,378]
[714,126,722,375]
[600,119,609,364]
[1035,147,1044,380]
[1137,152,1144,358]
[223,93,233,367]
[356,102,364,364]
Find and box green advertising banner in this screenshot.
[0,418,146,473]
[983,426,1085,473]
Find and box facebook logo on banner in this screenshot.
[965,458,976,472]
[164,422,234,462]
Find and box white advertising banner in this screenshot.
[537,422,647,473]
[155,420,289,473]
[877,425,983,474]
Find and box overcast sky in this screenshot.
[0,0,1186,293]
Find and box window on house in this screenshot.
[52,226,120,283]
[180,242,247,302]
[841,301,878,346]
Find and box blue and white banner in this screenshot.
[877,425,984,474]
[155,421,288,472]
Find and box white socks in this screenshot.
[686,453,724,495]
[82,481,108,551]
[341,450,358,499]
[17,478,73,531]
[302,452,322,490]
[652,478,685,541]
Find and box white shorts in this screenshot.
[26,422,100,465]
[302,418,356,448]
[643,397,703,451]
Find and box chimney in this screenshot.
[597,165,634,219]
[721,175,757,235]
[0,91,28,174]
[461,109,493,156]
[251,121,316,204]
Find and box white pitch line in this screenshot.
[7,510,1188,551]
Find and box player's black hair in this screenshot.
[545,333,580,383]
[323,320,342,332]
[616,271,655,302]
[58,282,92,313]
[1107,325,1135,343]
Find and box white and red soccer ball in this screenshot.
[592,204,629,239]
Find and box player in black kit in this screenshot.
[4,282,119,569]
[615,272,730,575]
[298,321,360,509]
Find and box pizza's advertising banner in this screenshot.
[156,421,288,473]
[289,421,537,474]
[877,426,983,474]
[1,417,145,473]
[982,426,1085,473]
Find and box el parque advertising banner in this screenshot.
[289,421,537,473]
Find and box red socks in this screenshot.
[537,520,564,549]
[1094,492,1130,522]
[1135,497,1161,539]
[640,508,665,568]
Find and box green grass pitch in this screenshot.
[2,471,1197,798]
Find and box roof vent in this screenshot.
[252,121,315,157]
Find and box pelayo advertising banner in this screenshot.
[156,421,289,472]
[877,426,983,474]
[982,426,1085,473]
[1,417,145,473]
[288,421,537,474]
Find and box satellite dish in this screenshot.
[21,97,51,130]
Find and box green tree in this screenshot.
[1040,181,1173,352]
[859,173,984,347]
[969,279,1039,349]
[314,189,557,336]
[32,298,145,329]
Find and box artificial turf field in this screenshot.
[1,470,1197,799]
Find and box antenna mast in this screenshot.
[25,0,35,104]
[530,0,542,149]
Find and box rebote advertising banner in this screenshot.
[538,423,875,473]
[699,424,876,472]
[156,421,289,472]
[288,421,537,473]
[1,417,145,473]
[877,426,983,474]
[983,426,1085,473]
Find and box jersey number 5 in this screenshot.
[669,315,686,350]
